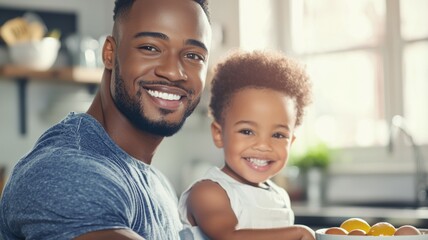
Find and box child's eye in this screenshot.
[239,129,253,135]
[273,132,289,139]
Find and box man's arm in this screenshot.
[75,229,145,240]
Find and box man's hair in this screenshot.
[113,0,210,22]
[209,50,312,127]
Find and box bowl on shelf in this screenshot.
[8,37,60,71]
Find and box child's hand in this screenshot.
[294,224,316,240]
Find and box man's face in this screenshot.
[111,0,211,136]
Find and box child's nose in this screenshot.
[251,137,273,152]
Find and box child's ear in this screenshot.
[290,134,297,146]
[290,133,296,147]
[102,35,115,70]
[211,121,224,148]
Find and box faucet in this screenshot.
[388,115,428,208]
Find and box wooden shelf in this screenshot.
[0,64,102,84]
[0,65,102,135]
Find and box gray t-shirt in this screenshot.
[0,112,182,240]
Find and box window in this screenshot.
[401,0,428,146]
[240,0,428,149]
[289,0,387,148]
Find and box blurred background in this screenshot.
[0,0,427,228]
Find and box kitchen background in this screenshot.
[0,0,427,228]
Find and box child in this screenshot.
[178,50,315,240]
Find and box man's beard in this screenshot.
[112,60,200,137]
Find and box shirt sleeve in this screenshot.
[2,149,132,240]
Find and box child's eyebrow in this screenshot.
[234,121,291,131]
[275,124,291,131]
[234,120,256,126]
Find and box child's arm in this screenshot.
[187,180,315,240]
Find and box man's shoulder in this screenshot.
[46,112,103,138]
[32,112,111,158]
[10,146,106,188]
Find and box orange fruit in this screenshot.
[348,229,366,235]
[394,225,421,236]
[325,227,348,235]
[367,222,396,236]
[340,217,371,234]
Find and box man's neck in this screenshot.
[86,71,164,165]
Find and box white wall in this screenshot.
[0,0,114,38]
[0,0,241,194]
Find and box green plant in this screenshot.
[290,143,331,171]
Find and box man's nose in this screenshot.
[155,54,188,81]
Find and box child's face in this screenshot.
[211,88,297,187]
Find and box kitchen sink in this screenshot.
[324,171,427,208]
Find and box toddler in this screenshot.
[178,50,315,240]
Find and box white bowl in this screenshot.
[8,37,60,70]
[316,228,428,240]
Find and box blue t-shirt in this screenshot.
[0,113,182,239]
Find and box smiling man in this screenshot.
[0,0,212,239]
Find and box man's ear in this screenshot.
[211,121,224,148]
[102,35,116,70]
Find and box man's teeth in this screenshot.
[247,158,269,167]
[148,90,181,100]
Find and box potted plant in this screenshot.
[289,143,332,207]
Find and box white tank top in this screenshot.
[178,167,295,240]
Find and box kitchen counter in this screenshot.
[293,202,428,229]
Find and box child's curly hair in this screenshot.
[209,50,312,127]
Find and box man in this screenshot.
[0,0,212,239]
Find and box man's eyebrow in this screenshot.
[134,31,168,40]
[185,39,208,52]
[134,31,208,52]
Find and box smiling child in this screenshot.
[178,50,315,240]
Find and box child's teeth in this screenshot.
[148,90,180,100]
[248,158,268,166]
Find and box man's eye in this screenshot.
[185,53,205,62]
[239,129,253,135]
[138,45,159,52]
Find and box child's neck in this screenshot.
[221,166,270,189]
